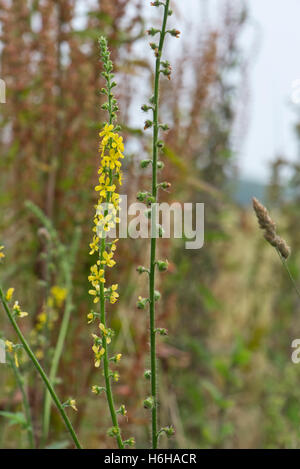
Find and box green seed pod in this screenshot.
[155,328,168,336]
[143,396,155,409]
[137,191,148,202]
[107,426,119,437]
[157,260,168,272]
[136,265,148,274]
[154,290,161,301]
[140,159,152,168]
[124,437,136,447]
[144,120,153,130]
[137,297,148,309]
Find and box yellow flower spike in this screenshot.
[5,288,15,301]
[116,354,122,362]
[89,38,126,446]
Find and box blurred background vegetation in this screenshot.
[1,0,300,449]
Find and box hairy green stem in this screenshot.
[0,287,82,449]
[277,250,300,299]
[7,353,35,448]
[149,0,170,449]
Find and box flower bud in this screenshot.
[144,369,151,380]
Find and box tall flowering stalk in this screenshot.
[138,0,178,449]
[87,37,134,449]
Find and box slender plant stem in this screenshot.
[149,0,170,449]
[277,250,300,300]
[0,287,82,449]
[7,353,35,448]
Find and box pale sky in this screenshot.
[75,0,300,183]
[150,0,300,183]
[171,0,300,182]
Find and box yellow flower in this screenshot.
[5,340,19,368]
[89,235,99,255]
[36,311,47,330]
[88,265,105,286]
[5,288,14,301]
[93,346,105,367]
[69,399,78,412]
[87,312,95,324]
[36,349,44,360]
[5,340,13,353]
[116,354,122,362]
[101,251,116,268]
[13,301,28,319]
[0,245,5,261]
[99,323,111,344]
[110,284,119,304]
[50,286,67,308]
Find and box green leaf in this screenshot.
[0,411,28,429]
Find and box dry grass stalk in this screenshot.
[252,197,290,259]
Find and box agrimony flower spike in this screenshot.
[88,36,131,449]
